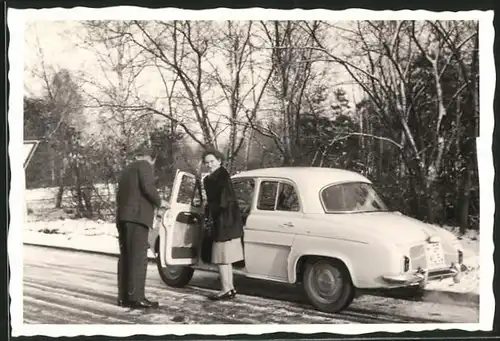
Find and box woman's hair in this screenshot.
[201,148,224,163]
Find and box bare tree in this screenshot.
[244,20,324,166]
[307,20,478,222]
[429,20,479,233]
[80,20,274,171]
[79,21,156,171]
[208,21,274,171]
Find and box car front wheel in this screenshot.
[302,258,354,313]
[155,252,194,288]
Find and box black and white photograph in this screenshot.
[7,7,495,337]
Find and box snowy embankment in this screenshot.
[23,217,156,260]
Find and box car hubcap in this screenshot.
[310,263,342,303]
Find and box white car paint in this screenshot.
[151,167,464,291]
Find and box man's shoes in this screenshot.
[117,298,130,307]
[127,298,159,309]
[142,298,159,308]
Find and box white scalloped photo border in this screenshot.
[7,6,495,337]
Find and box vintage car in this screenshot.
[148,167,464,313]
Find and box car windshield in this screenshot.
[321,182,388,213]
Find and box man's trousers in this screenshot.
[117,221,149,302]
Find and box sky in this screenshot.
[24,21,91,96]
[24,21,105,135]
[23,20,363,146]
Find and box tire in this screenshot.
[155,252,194,288]
[302,258,354,313]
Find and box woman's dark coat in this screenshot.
[203,166,244,242]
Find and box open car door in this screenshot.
[158,170,204,267]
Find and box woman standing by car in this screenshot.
[201,149,244,301]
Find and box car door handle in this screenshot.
[280,222,294,228]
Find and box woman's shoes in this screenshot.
[208,289,237,301]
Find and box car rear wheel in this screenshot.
[155,252,194,288]
[302,258,354,313]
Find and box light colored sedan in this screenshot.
[148,167,464,313]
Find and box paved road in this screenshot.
[23,245,479,324]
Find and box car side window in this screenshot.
[257,181,278,211]
[232,178,255,209]
[276,182,300,212]
[177,174,196,205]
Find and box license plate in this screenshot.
[425,243,445,268]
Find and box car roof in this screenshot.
[232,166,371,186]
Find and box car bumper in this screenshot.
[382,263,462,286]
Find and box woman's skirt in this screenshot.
[211,237,244,265]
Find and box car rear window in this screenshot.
[321,182,388,213]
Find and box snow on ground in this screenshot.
[23,217,156,259]
[25,184,117,202]
[21,215,480,295]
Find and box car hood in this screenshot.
[323,211,445,245]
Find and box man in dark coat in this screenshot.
[116,146,167,309]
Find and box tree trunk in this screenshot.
[51,157,55,186]
[55,185,64,209]
[55,162,67,209]
[455,26,479,235]
[457,167,472,235]
[378,138,383,178]
[82,187,93,217]
[426,181,439,223]
[401,150,428,220]
[456,103,478,235]
[359,108,365,173]
[72,162,89,217]
[244,128,253,170]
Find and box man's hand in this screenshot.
[156,200,170,219]
[161,199,170,209]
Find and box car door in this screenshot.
[148,180,173,255]
[158,170,204,267]
[243,178,303,282]
[231,177,256,226]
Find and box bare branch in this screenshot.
[341,132,403,149]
